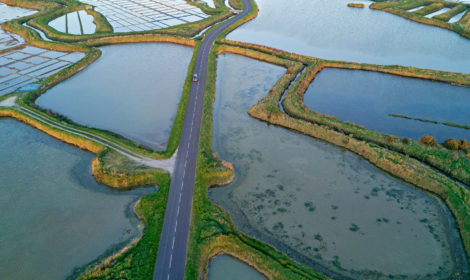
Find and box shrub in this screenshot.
[347,3,365,8]
[402,137,410,144]
[460,139,470,150]
[443,139,460,150]
[387,135,394,144]
[420,135,436,146]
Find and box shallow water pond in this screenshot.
[49,10,96,35]
[0,119,152,279]
[228,0,470,73]
[37,43,192,150]
[209,254,266,280]
[303,68,470,141]
[209,54,468,279]
[81,0,207,32]
[0,46,85,96]
[0,3,36,50]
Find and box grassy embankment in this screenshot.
[229,0,243,10]
[1,0,235,161]
[3,0,307,279]
[15,0,234,43]
[240,53,470,263]
[68,38,202,278]
[184,43,328,280]
[3,2,202,159]
[73,173,171,280]
[370,0,470,39]
[216,0,258,40]
[249,64,470,262]
[389,113,470,130]
[185,0,470,276]
[4,0,470,277]
[184,0,328,277]
[0,1,217,279]
[280,60,470,187]
[218,39,470,186]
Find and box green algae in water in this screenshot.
[208,54,468,279]
[0,119,152,279]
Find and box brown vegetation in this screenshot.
[443,138,460,150]
[420,135,436,146]
[347,3,365,8]
[0,109,103,153]
[92,150,165,188]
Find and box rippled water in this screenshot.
[209,54,467,279]
[228,0,470,73]
[0,119,151,279]
[303,68,470,141]
[209,254,266,280]
[37,43,192,150]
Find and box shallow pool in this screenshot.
[228,0,470,73]
[48,10,96,35]
[209,54,468,279]
[36,43,192,150]
[0,119,152,279]
[209,254,266,280]
[303,68,470,141]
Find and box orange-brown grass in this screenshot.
[347,3,365,8]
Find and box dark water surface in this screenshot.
[209,254,266,280]
[303,68,470,141]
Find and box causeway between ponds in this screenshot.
[153,0,252,279]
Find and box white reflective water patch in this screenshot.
[424,7,451,18]
[81,0,208,32]
[449,10,468,22]
[0,46,85,96]
[0,3,35,23]
[67,12,81,34]
[48,14,66,33]
[79,10,96,34]
[0,3,36,50]
[407,6,426,12]
[48,10,96,35]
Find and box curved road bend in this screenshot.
[153,0,252,279]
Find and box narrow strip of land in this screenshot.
[153,1,251,279]
[1,97,176,172]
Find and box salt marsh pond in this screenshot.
[303,68,470,141]
[0,3,36,50]
[81,0,208,32]
[209,54,468,279]
[0,119,151,279]
[48,10,96,35]
[37,43,192,150]
[228,0,470,73]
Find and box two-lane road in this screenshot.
[153,1,252,279]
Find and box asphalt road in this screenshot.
[153,1,252,279]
